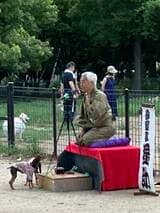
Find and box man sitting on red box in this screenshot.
[75,71,115,146]
[56,72,115,190]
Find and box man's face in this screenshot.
[70,65,75,71]
[80,78,93,93]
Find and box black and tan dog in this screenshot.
[9,155,42,190]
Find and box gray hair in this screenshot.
[81,72,97,87]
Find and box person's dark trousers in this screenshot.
[63,92,74,121]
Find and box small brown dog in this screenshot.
[9,155,42,190]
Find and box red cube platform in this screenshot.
[65,144,140,191]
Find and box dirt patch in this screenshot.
[1,158,160,213]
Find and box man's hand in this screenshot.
[77,89,81,95]
[85,93,91,105]
[75,129,85,145]
[73,94,78,99]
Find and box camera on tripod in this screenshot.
[63,93,70,100]
[62,92,75,121]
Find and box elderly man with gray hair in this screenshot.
[75,71,115,146]
[56,72,115,190]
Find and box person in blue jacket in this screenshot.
[60,61,79,121]
[101,65,118,121]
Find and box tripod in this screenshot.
[46,113,77,174]
[56,111,78,150]
[45,99,78,175]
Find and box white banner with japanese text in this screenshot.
[138,104,155,193]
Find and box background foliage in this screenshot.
[0,0,160,89]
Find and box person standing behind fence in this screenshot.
[101,65,118,121]
[61,61,78,121]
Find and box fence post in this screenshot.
[7,82,15,147]
[52,88,57,157]
[124,88,129,138]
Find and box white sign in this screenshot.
[138,105,155,193]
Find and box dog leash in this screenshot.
[45,153,55,177]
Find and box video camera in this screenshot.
[63,93,70,100]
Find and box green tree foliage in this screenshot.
[143,0,160,39]
[0,0,57,80]
[1,0,160,89]
[45,0,93,77]
[68,0,146,88]
[67,0,160,89]
[68,0,145,45]
[142,0,160,78]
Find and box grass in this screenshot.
[0,98,54,142]
[117,95,160,117]
[0,141,42,157]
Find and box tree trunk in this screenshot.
[132,36,141,90]
[49,48,61,87]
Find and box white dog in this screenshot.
[3,113,29,139]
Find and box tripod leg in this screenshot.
[56,118,65,143]
[70,119,78,143]
[45,118,65,176]
[66,118,71,151]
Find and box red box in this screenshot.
[65,144,140,191]
[100,146,140,190]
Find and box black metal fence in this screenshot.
[0,84,56,155]
[0,84,160,169]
